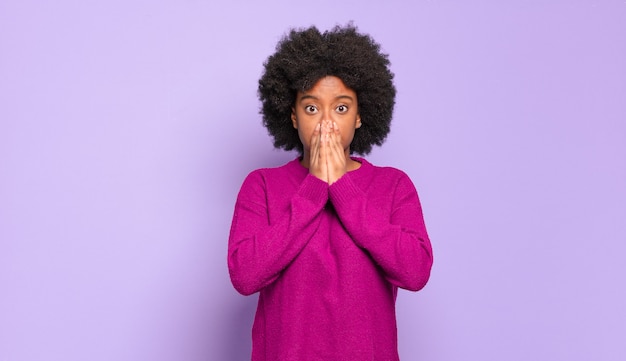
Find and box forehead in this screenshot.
[298,76,356,99]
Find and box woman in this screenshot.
[228,24,433,360]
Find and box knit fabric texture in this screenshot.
[228,157,433,361]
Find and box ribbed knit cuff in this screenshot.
[298,174,329,206]
[328,174,361,209]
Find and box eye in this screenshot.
[304,105,318,114]
[336,105,348,113]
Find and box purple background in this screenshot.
[1,1,625,360]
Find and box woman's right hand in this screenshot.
[309,122,328,182]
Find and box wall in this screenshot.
[1,1,625,360]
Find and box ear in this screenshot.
[291,108,298,129]
[355,114,362,129]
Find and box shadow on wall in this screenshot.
[214,285,258,360]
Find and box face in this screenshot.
[291,76,361,156]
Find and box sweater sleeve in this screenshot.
[328,171,433,291]
[228,170,328,295]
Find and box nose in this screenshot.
[320,107,334,124]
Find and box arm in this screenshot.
[228,170,328,295]
[329,173,433,291]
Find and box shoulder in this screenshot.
[355,157,412,182]
[239,158,305,192]
[245,158,302,179]
[353,158,419,200]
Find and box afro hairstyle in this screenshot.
[258,24,396,155]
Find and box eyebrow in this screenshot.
[298,94,355,103]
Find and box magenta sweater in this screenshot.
[228,157,433,361]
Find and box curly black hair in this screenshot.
[258,24,396,155]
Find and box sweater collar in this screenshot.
[290,156,371,177]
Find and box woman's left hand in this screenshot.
[325,121,347,185]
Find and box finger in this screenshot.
[320,121,329,145]
[328,122,344,158]
[310,123,329,182]
[319,123,328,161]
[327,122,347,184]
[310,123,321,165]
[321,123,334,181]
